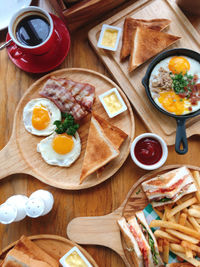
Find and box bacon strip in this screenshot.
[39,77,95,121]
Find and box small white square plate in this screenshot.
[99,88,127,118]
[97,24,121,51]
[59,246,93,267]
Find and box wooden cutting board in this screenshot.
[0,234,98,266]
[67,165,200,266]
[88,0,200,145]
[0,68,134,190]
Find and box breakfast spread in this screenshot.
[150,56,200,115]
[0,235,59,267]
[2,2,200,267]
[21,73,129,180]
[98,88,127,118]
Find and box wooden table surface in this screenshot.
[0,1,199,266]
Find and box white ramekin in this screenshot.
[130,133,168,170]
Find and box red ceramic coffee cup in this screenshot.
[8,6,55,55]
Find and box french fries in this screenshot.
[163,239,169,264]
[188,216,200,232]
[170,251,200,267]
[165,229,199,244]
[179,213,187,226]
[170,243,185,253]
[168,197,197,218]
[182,241,200,254]
[185,248,193,259]
[188,208,200,218]
[150,220,200,239]
[157,238,163,252]
[193,171,200,203]
[148,171,200,266]
[154,229,180,243]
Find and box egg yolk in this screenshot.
[168,56,190,75]
[52,133,74,154]
[158,91,186,115]
[32,105,50,130]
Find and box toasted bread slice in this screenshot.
[1,236,58,267]
[93,112,128,178]
[129,27,181,72]
[93,112,128,149]
[120,17,171,60]
[80,115,119,184]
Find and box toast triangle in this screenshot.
[80,115,120,184]
[92,112,128,149]
[129,27,181,72]
[120,17,171,60]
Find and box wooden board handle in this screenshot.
[67,206,130,266]
[0,137,28,180]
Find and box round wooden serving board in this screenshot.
[0,68,134,190]
[0,234,98,266]
[67,164,200,267]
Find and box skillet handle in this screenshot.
[175,118,188,154]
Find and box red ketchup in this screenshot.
[134,137,162,165]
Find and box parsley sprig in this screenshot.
[54,113,79,136]
[170,72,194,95]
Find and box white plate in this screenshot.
[0,0,32,31]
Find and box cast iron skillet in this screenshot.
[142,48,200,155]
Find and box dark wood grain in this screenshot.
[0,0,200,266]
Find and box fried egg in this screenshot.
[37,132,81,167]
[151,56,200,77]
[150,56,200,115]
[154,91,191,115]
[23,98,61,136]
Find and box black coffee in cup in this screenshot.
[14,12,50,47]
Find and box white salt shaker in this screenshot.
[25,198,45,218]
[6,195,28,222]
[0,203,17,224]
[25,190,54,218]
[29,190,54,216]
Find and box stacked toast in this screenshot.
[120,18,181,71]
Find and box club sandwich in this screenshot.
[118,210,163,267]
[142,166,197,207]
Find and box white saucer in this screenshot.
[0,0,31,30]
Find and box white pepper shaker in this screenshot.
[25,198,45,218]
[6,195,28,222]
[0,203,17,224]
[29,190,54,216]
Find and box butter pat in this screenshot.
[97,24,121,51]
[99,88,127,118]
[59,246,93,267]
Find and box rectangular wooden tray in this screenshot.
[50,0,129,32]
[88,0,200,145]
